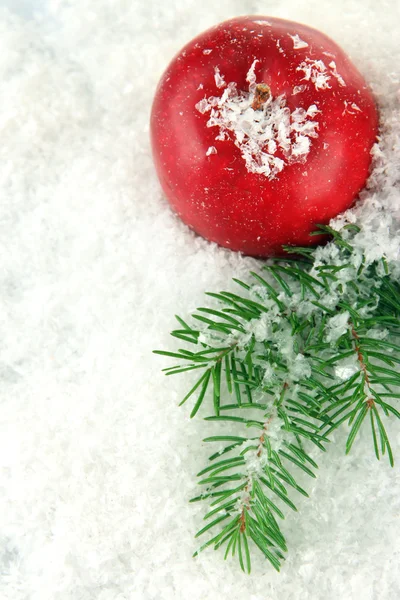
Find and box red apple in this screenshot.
[150,16,378,257]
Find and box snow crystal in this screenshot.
[214,67,226,88]
[329,60,346,86]
[195,98,210,113]
[288,33,309,49]
[293,84,307,95]
[291,135,311,157]
[276,39,285,54]
[247,311,274,342]
[246,58,259,90]
[342,100,362,115]
[297,58,346,90]
[289,354,312,381]
[322,50,336,58]
[262,407,286,451]
[203,48,212,55]
[335,360,359,381]
[243,444,269,476]
[325,312,350,343]
[262,362,277,385]
[196,62,320,177]
[297,58,331,90]
[366,327,389,340]
[306,105,321,117]
[206,146,217,155]
[253,20,272,26]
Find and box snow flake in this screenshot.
[203,49,212,55]
[276,39,285,55]
[342,100,362,115]
[292,85,307,95]
[366,328,389,340]
[297,58,346,90]
[289,354,312,381]
[306,104,321,117]
[246,59,259,90]
[195,98,211,114]
[297,58,331,90]
[206,146,217,156]
[325,312,350,343]
[335,361,359,381]
[214,67,226,88]
[288,34,309,49]
[329,61,346,86]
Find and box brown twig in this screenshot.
[257,417,272,457]
[351,326,374,408]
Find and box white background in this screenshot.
[0,1,399,599]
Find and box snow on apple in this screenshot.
[253,20,272,26]
[214,67,226,89]
[297,58,346,90]
[329,61,347,86]
[195,61,320,180]
[288,33,309,49]
[292,85,307,95]
[206,146,217,156]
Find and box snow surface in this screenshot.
[0,1,399,599]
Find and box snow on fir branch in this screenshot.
[154,225,400,573]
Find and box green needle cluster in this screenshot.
[154,225,400,573]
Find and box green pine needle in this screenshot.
[154,227,399,572]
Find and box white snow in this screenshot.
[196,62,320,177]
[342,100,362,115]
[329,60,347,86]
[334,360,359,381]
[288,33,309,49]
[293,84,307,94]
[325,311,351,343]
[0,1,399,599]
[297,58,346,90]
[214,66,226,88]
[289,353,312,380]
[253,19,272,26]
[246,58,259,89]
[276,38,285,54]
[297,58,331,90]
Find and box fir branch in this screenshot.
[154,227,400,572]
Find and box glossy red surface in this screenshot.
[150,16,378,256]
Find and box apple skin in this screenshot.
[150,16,378,257]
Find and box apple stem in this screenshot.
[251,83,271,110]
